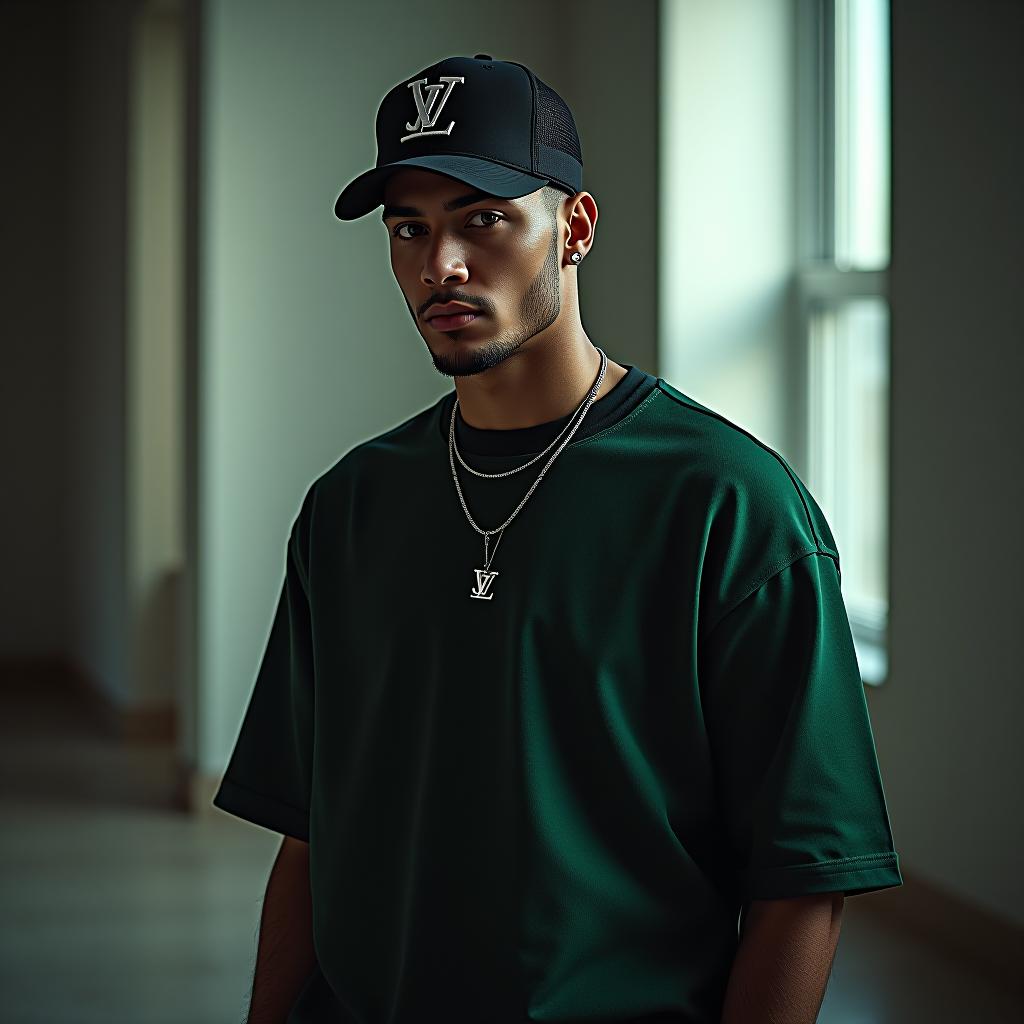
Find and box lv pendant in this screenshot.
[470,567,499,600]
[470,530,501,600]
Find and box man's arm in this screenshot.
[720,893,844,1024]
[245,835,317,1024]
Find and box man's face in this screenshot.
[381,168,564,378]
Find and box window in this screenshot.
[796,0,891,685]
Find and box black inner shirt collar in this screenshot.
[438,364,656,457]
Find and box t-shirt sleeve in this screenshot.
[211,493,316,842]
[698,548,903,902]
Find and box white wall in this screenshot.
[659,0,796,450]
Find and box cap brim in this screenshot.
[333,155,550,221]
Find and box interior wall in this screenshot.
[883,0,1024,926]
[7,0,1021,933]
[658,0,797,454]
[126,0,185,712]
[0,2,73,660]
[196,0,660,775]
[3,0,185,723]
[658,0,1024,930]
[562,4,660,377]
[64,0,136,705]
[127,0,186,710]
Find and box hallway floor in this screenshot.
[0,678,1020,1023]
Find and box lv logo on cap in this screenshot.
[401,76,465,142]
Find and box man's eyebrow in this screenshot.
[381,190,507,222]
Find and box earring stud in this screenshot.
[570,251,582,263]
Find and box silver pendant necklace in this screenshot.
[447,348,608,601]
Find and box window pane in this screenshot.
[834,0,890,269]
[808,298,889,630]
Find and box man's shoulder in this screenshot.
[652,377,840,565]
[654,379,807,490]
[283,391,448,552]
[317,390,448,486]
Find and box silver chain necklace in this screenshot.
[447,347,608,601]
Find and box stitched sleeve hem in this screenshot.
[740,850,903,900]
[211,776,309,842]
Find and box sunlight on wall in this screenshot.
[658,0,797,453]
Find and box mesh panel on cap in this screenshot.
[534,76,582,166]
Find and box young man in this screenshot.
[213,54,903,1024]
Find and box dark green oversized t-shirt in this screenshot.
[213,364,902,1024]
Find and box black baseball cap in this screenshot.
[333,54,583,221]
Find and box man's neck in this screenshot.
[454,343,628,431]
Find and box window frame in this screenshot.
[794,0,892,686]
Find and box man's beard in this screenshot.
[418,226,561,379]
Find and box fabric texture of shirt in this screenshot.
[212,363,903,1023]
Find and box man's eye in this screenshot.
[467,210,504,228]
[392,211,504,240]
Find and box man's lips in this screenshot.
[428,311,483,331]
[424,301,482,319]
